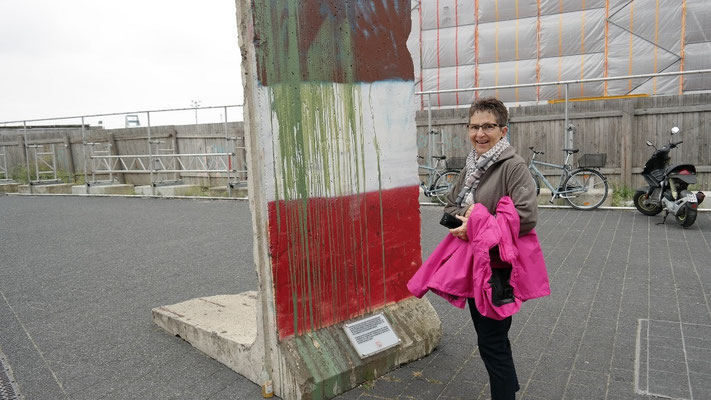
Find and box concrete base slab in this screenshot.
[208,186,249,198]
[152,292,262,384]
[275,296,441,400]
[18,183,74,194]
[72,184,135,195]
[135,184,201,197]
[153,294,441,400]
[0,182,19,193]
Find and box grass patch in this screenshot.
[10,164,75,184]
[611,183,635,207]
[182,186,211,197]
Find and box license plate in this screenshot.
[686,193,698,203]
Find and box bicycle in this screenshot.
[528,147,609,210]
[417,155,461,204]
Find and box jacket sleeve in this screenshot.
[506,161,538,235]
[443,167,469,216]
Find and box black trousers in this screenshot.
[468,298,520,400]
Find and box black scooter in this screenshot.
[633,127,705,228]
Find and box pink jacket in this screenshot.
[407,197,550,320]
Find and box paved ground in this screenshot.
[1,195,710,400]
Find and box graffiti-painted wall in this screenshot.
[250,0,421,339]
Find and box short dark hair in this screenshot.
[468,97,508,127]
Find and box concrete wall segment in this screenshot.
[236,0,441,398]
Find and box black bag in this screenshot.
[439,212,462,229]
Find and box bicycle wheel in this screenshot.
[433,170,460,205]
[563,168,608,210]
[530,171,541,195]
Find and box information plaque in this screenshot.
[343,313,400,359]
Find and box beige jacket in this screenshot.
[443,146,538,235]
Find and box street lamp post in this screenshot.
[190,100,201,125]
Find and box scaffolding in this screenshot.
[410,0,711,108]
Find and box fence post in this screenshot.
[81,117,88,193]
[620,99,636,187]
[23,122,32,194]
[17,134,27,175]
[63,133,75,182]
[147,111,155,195]
[427,93,433,168]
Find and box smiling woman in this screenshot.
[434,97,548,400]
[0,0,243,123]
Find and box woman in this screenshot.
[444,97,538,400]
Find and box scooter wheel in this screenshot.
[633,190,663,216]
[675,203,697,228]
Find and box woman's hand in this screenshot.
[449,204,475,241]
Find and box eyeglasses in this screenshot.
[468,123,500,133]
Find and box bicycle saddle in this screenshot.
[432,155,446,159]
[563,148,579,154]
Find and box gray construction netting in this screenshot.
[408,0,711,108]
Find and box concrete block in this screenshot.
[152,292,262,384]
[276,296,441,400]
[134,184,201,197]
[72,184,135,195]
[18,183,74,194]
[0,182,19,193]
[153,294,441,400]
[209,186,249,198]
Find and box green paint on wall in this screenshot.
[255,0,393,337]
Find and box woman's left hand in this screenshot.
[449,204,474,241]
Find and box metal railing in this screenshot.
[0,104,245,195]
[416,69,711,168]
[28,143,62,184]
[89,152,238,194]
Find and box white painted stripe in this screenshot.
[255,81,419,202]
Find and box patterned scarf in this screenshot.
[456,137,510,207]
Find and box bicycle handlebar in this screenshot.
[528,147,545,155]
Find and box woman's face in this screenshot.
[468,110,508,154]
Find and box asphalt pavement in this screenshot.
[1,195,710,400]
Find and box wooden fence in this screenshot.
[4,93,710,191]
[0,122,246,187]
[416,93,711,189]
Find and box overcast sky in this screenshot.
[0,0,243,128]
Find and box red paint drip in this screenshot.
[268,186,422,339]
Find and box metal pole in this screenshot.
[564,83,570,150]
[223,106,232,197]
[426,93,433,168]
[91,144,97,184]
[147,111,154,195]
[23,122,32,193]
[82,117,88,193]
[51,144,58,181]
[34,147,40,183]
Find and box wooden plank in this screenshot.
[620,101,635,186]
[635,104,711,115]
[509,110,624,123]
